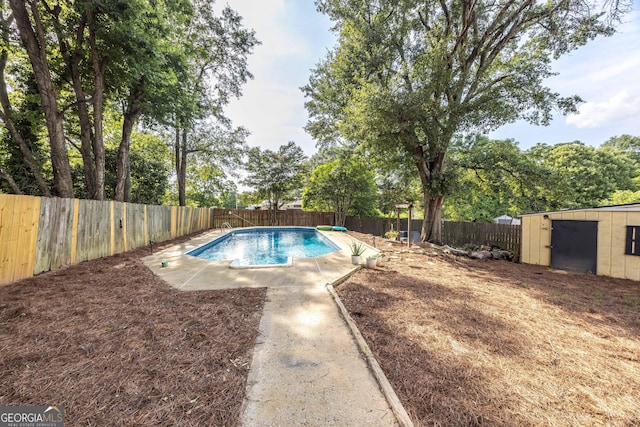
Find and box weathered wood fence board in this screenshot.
[75,199,112,264]
[345,215,521,255]
[1,195,218,286]
[442,222,521,257]
[213,209,334,228]
[147,204,171,243]
[34,197,75,274]
[345,216,395,236]
[126,203,147,251]
[112,201,126,255]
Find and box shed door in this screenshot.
[550,220,597,274]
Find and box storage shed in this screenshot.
[521,203,640,280]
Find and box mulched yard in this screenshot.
[4,228,640,426]
[339,231,640,427]
[0,234,266,426]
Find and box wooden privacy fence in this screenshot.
[345,215,521,256]
[213,209,334,228]
[442,221,521,257]
[345,216,396,237]
[0,194,215,286]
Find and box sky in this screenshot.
[220,1,640,156]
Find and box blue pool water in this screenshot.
[187,227,341,266]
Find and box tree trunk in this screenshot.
[115,83,144,202]
[114,113,134,202]
[414,146,447,243]
[69,68,96,198]
[269,196,279,225]
[421,193,444,244]
[57,10,100,199]
[10,0,73,197]
[88,15,105,200]
[175,126,188,207]
[0,165,23,194]
[0,10,50,196]
[0,62,51,196]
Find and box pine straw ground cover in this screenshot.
[0,234,266,426]
[338,232,640,427]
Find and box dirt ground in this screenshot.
[0,233,266,427]
[339,231,640,427]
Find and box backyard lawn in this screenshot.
[0,235,266,426]
[339,232,640,426]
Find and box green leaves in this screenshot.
[307,0,624,240]
[302,156,377,225]
[243,142,307,215]
[444,135,640,222]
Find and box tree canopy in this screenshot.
[243,142,307,224]
[302,157,377,225]
[0,0,257,207]
[305,0,623,242]
[442,136,639,222]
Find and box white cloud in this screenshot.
[566,90,640,128]
[493,10,640,145]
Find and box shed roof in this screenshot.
[520,203,640,217]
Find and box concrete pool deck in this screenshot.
[142,228,406,426]
[143,228,377,291]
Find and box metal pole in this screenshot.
[407,206,411,248]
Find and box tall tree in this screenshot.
[244,142,307,225]
[305,0,622,242]
[174,119,247,206]
[535,141,636,208]
[0,4,51,196]
[445,136,556,220]
[112,0,193,202]
[303,157,378,225]
[170,1,258,206]
[9,0,73,197]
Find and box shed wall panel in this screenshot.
[540,215,552,266]
[597,211,613,277]
[530,216,541,265]
[609,212,627,279]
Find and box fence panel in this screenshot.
[75,199,112,264]
[344,215,521,254]
[147,204,171,243]
[126,202,147,250]
[213,209,334,228]
[0,195,40,283]
[345,216,392,236]
[441,221,521,255]
[34,197,76,274]
[112,201,126,255]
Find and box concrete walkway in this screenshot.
[143,228,399,426]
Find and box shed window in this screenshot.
[625,226,640,256]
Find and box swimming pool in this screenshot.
[187,227,341,268]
